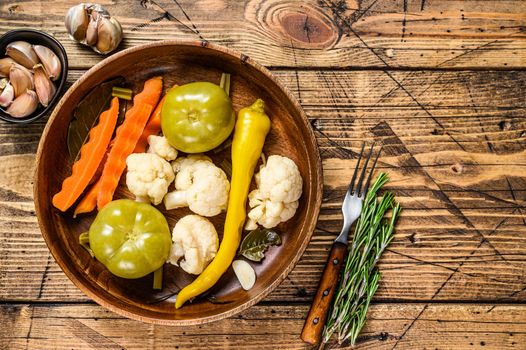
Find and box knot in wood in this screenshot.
[281,12,335,46]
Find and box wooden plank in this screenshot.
[1,0,525,69]
[1,303,525,349]
[0,69,524,303]
[1,206,525,302]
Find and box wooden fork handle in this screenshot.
[301,241,348,345]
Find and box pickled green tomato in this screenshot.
[161,82,235,153]
[89,199,172,279]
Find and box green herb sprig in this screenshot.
[323,172,401,345]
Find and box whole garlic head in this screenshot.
[65,3,123,55]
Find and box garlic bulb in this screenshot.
[65,3,123,55]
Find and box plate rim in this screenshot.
[34,39,323,326]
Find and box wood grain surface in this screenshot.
[1,303,525,349]
[1,0,525,69]
[0,0,525,348]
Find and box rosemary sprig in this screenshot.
[323,172,401,345]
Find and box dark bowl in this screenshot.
[0,29,68,124]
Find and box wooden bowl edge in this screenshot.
[33,39,323,326]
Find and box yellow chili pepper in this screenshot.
[176,99,271,309]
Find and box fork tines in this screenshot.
[347,142,383,197]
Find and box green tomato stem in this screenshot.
[153,266,163,290]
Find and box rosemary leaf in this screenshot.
[322,172,401,345]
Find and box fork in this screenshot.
[301,142,382,345]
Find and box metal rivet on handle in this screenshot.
[333,258,339,265]
[323,289,329,296]
[313,317,319,324]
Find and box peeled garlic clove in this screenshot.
[232,260,256,291]
[0,57,16,77]
[95,17,122,54]
[10,64,34,97]
[65,4,89,42]
[6,89,38,118]
[33,45,61,81]
[85,15,99,46]
[0,82,14,107]
[5,41,40,69]
[33,64,56,107]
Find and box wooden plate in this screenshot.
[34,40,322,325]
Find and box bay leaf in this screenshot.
[67,77,125,163]
[239,228,281,262]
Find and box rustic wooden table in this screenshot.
[1,0,525,349]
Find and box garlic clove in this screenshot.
[0,57,16,77]
[33,64,56,107]
[0,81,14,107]
[87,4,110,17]
[6,89,38,118]
[85,15,99,46]
[95,17,122,54]
[232,260,256,291]
[65,4,89,42]
[33,45,62,81]
[5,41,40,69]
[9,64,34,97]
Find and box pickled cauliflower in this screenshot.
[126,153,175,205]
[147,135,178,161]
[168,215,219,275]
[164,155,230,217]
[245,155,302,230]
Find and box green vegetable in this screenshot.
[79,232,94,258]
[88,199,172,279]
[323,173,401,345]
[112,86,133,100]
[67,77,124,162]
[153,267,163,290]
[161,73,235,153]
[239,228,281,262]
[219,72,231,96]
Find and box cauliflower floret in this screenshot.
[168,215,219,275]
[246,155,302,229]
[147,135,178,161]
[172,154,212,178]
[246,192,299,229]
[126,153,175,205]
[256,155,302,203]
[164,155,229,217]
